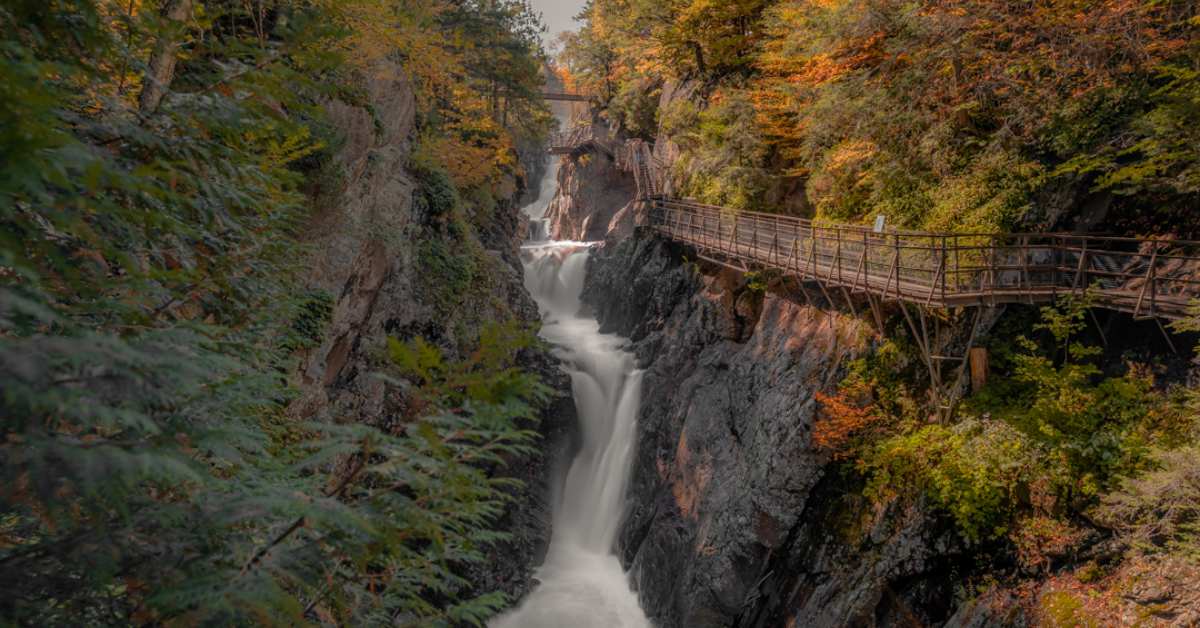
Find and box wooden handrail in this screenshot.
[545,133,1199,322]
[646,198,1200,321]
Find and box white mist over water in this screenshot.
[492,141,650,628]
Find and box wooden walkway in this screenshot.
[541,92,590,102]
[547,126,607,156]
[648,198,1200,322]
[547,128,1200,323]
[502,91,591,103]
[549,129,1198,412]
[548,128,663,197]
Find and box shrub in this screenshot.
[862,418,1049,542]
[1012,515,1089,574]
[1097,447,1200,562]
[1003,297,1162,497]
[608,79,661,139]
[668,91,770,209]
[411,158,460,221]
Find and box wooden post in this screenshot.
[1133,240,1160,319]
[835,227,844,285]
[941,236,948,304]
[969,347,989,393]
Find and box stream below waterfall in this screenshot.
[491,145,650,628]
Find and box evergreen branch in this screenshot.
[238,440,369,578]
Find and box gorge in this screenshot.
[494,145,649,628]
[4,2,1200,627]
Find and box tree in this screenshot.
[0,0,553,623]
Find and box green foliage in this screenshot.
[283,289,335,352]
[670,91,770,209]
[843,336,921,422]
[413,157,462,220]
[1098,447,1200,562]
[0,0,552,624]
[418,231,481,316]
[390,320,550,412]
[743,271,768,293]
[863,418,1048,542]
[607,78,661,139]
[1055,50,1200,199]
[861,298,1182,544]
[996,297,1166,497]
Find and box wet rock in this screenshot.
[583,233,965,627]
[545,149,638,241]
[287,59,577,603]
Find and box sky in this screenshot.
[530,0,587,50]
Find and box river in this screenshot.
[491,137,651,628]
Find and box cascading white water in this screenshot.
[521,145,561,242]
[492,134,650,628]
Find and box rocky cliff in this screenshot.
[287,61,575,601]
[544,124,639,242]
[582,233,968,627]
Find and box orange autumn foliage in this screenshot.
[812,386,882,460]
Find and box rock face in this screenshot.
[583,233,963,627]
[545,141,638,241]
[288,61,575,601]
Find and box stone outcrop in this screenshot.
[545,145,638,242]
[582,233,965,627]
[287,60,575,601]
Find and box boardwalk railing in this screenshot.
[541,91,590,102]
[546,130,1198,320]
[549,129,664,195]
[499,90,591,102]
[649,198,1200,321]
[548,125,608,156]
[614,139,662,198]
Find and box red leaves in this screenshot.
[812,388,881,460]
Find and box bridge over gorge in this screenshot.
[548,127,662,197]
[541,92,590,102]
[501,90,592,102]
[548,129,1200,413]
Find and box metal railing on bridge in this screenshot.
[648,198,1200,322]
[548,130,1197,413]
[547,126,607,156]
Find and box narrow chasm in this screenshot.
[493,116,651,628]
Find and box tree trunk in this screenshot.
[687,40,706,77]
[138,0,194,115]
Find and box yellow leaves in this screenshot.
[308,0,528,192]
[806,139,881,220]
[242,122,322,173]
[825,139,878,172]
[790,53,844,85]
[418,101,515,191]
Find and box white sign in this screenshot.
[873,215,886,233]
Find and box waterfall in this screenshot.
[492,132,650,628]
[522,145,560,243]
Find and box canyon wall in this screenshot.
[582,234,967,627]
[545,145,638,241]
[287,62,575,600]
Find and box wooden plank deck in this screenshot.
[648,198,1200,321]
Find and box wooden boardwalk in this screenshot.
[648,198,1200,322]
[549,130,1198,411]
[547,128,1199,323]
[547,126,607,156]
[541,92,590,102]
